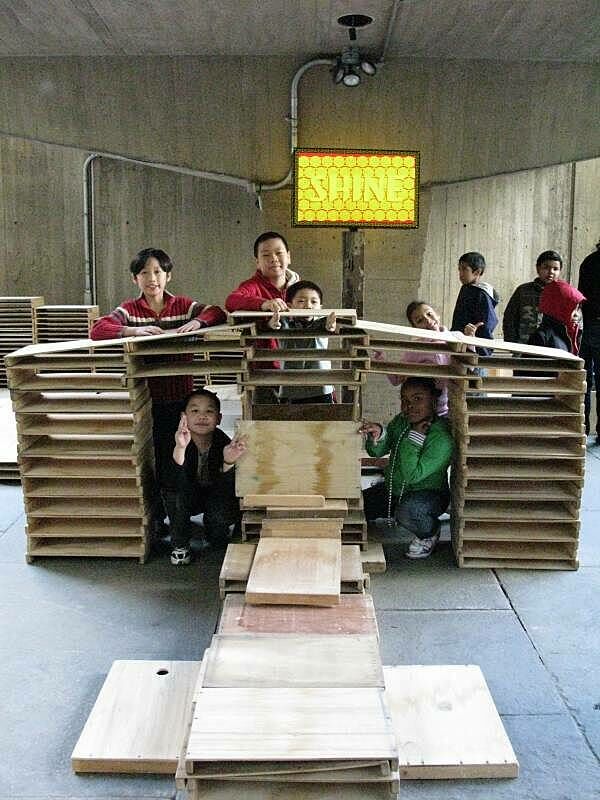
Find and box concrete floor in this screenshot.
[1,451,599,800]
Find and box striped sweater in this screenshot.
[91,292,226,403]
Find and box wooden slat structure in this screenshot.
[34,304,99,343]
[448,347,585,570]
[0,296,43,388]
[5,336,153,562]
[4,311,586,571]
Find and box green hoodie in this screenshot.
[365,415,454,497]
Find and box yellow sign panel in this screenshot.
[293,148,419,228]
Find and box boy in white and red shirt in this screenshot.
[91,247,226,534]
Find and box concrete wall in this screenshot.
[0,56,599,415]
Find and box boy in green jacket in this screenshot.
[361,377,454,559]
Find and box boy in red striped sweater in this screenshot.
[91,247,226,541]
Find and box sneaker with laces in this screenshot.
[170,547,192,566]
[406,532,439,559]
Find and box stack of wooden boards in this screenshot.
[0,296,43,388]
[229,309,366,421]
[34,304,99,343]
[71,577,518,791]
[123,323,252,388]
[449,344,585,570]
[4,337,154,562]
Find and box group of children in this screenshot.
[90,234,587,565]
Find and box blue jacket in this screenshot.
[451,282,499,356]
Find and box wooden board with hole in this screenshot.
[71,660,199,773]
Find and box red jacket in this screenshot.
[225,269,300,365]
[91,292,226,402]
[537,280,585,355]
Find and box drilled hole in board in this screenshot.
[156,668,169,676]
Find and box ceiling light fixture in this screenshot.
[333,13,377,88]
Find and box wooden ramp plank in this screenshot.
[384,664,518,779]
[71,660,199,773]
[236,421,362,499]
[216,594,379,637]
[243,494,326,509]
[186,687,397,764]
[202,634,383,689]
[245,538,342,607]
[175,781,395,799]
[260,518,344,537]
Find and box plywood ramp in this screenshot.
[201,634,383,689]
[71,660,199,773]
[186,687,397,764]
[216,593,379,637]
[235,421,362,499]
[384,665,518,779]
[245,538,342,606]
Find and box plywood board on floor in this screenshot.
[235,421,362,499]
[384,664,518,779]
[186,687,397,764]
[71,660,199,773]
[216,594,379,637]
[361,542,387,573]
[201,634,383,689]
[175,780,396,799]
[245,538,341,606]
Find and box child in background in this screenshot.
[503,250,563,344]
[162,389,246,565]
[268,280,336,404]
[372,301,450,417]
[225,231,300,401]
[528,279,585,355]
[360,377,454,559]
[451,252,499,355]
[91,247,227,530]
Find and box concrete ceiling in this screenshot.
[0,0,598,62]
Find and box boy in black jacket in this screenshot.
[162,389,246,565]
[451,252,499,356]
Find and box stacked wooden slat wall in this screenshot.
[449,349,585,570]
[0,296,44,387]
[5,339,153,562]
[34,304,99,343]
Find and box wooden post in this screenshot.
[342,227,364,318]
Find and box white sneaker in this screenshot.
[406,533,439,559]
[170,547,192,566]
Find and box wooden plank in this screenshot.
[361,542,387,574]
[219,543,257,594]
[27,518,144,537]
[186,687,397,765]
[460,541,577,560]
[461,500,577,522]
[236,421,362,500]
[242,494,326,509]
[201,634,383,689]
[28,537,146,560]
[216,594,379,637]
[458,556,578,571]
[265,500,348,518]
[384,664,518,779]
[72,660,199,773]
[458,521,579,543]
[245,538,342,607]
[260,519,343,538]
[177,779,395,798]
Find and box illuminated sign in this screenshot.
[292,148,419,228]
